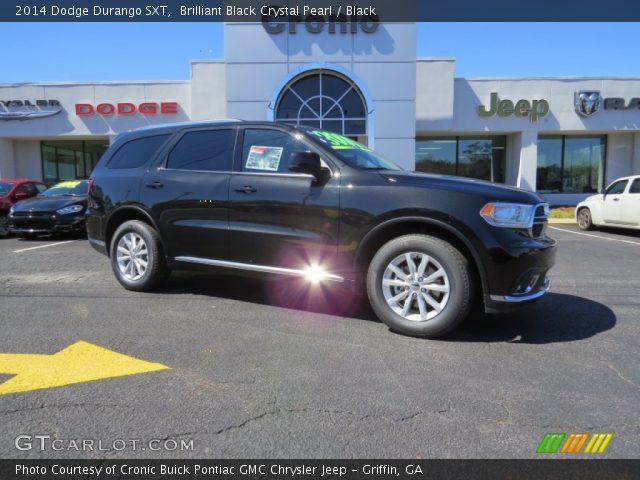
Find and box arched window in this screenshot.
[275,71,368,141]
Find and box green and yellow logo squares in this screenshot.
[537,432,613,454]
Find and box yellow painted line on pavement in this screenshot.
[549,226,640,246]
[0,341,170,395]
[13,240,75,253]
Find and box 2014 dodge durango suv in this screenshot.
[87,121,556,338]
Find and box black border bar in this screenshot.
[5,0,640,22]
[2,459,639,480]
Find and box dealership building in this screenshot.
[1,22,640,205]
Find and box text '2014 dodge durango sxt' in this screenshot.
[87,121,556,338]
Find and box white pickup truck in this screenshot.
[576,175,640,231]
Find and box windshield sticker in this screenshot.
[311,130,371,152]
[54,180,81,188]
[245,145,283,172]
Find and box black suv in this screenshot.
[87,121,556,338]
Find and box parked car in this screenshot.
[576,175,640,231]
[87,121,556,338]
[0,179,48,236]
[8,180,89,237]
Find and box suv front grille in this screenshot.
[530,204,549,238]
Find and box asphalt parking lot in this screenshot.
[0,225,639,459]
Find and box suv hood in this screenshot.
[380,171,544,204]
[11,195,87,213]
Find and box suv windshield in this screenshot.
[0,182,16,196]
[305,129,402,171]
[42,180,89,197]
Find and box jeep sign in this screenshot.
[478,92,549,122]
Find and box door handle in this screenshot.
[145,181,164,189]
[613,198,620,202]
[235,185,257,194]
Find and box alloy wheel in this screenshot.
[578,210,590,229]
[116,232,149,281]
[381,252,450,322]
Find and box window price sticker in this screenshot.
[246,145,283,171]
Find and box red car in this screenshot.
[0,179,48,236]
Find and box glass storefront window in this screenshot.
[415,136,506,183]
[536,136,606,194]
[415,138,456,175]
[536,136,563,193]
[41,140,109,184]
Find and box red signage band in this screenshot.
[75,102,179,116]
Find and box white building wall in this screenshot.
[0,41,639,205]
[415,58,455,132]
[516,131,538,192]
[0,82,192,139]
[606,134,634,184]
[0,138,15,178]
[190,61,227,120]
[413,75,640,202]
[224,22,417,169]
[0,80,196,181]
[633,133,640,174]
[13,140,41,179]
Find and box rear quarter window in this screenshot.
[107,134,170,170]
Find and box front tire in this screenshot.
[110,220,168,291]
[577,207,593,231]
[366,234,474,338]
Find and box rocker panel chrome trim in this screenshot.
[174,256,344,283]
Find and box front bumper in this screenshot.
[479,228,557,313]
[9,213,86,235]
[489,276,551,303]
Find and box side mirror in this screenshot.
[14,192,29,201]
[289,151,322,178]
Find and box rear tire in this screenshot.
[577,207,593,231]
[366,234,474,338]
[110,220,169,291]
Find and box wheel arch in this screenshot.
[104,205,162,258]
[355,216,488,299]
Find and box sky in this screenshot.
[2,22,640,82]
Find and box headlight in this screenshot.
[480,202,535,229]
[56,204,84,215]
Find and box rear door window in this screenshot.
[630,179,640,194]
[107,134,170,169]
[167,129,235,172]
